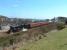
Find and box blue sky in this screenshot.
[0,0,67,19]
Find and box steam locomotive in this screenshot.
[6,22,49,34]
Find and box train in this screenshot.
[0,22,50,34]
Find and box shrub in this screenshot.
[39,26,49,33]
[57,23,65,30]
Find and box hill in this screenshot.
[20,28,67,50]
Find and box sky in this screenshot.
[0,0,67,19]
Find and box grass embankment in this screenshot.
[20,28,67,50]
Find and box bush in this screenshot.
[57,23,65,30]
[39,26,49,33]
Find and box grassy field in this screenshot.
[20,28,67,50]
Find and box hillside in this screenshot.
[20,28,67,50]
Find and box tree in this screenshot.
[45,19,50,22]
[57,17,67,22]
